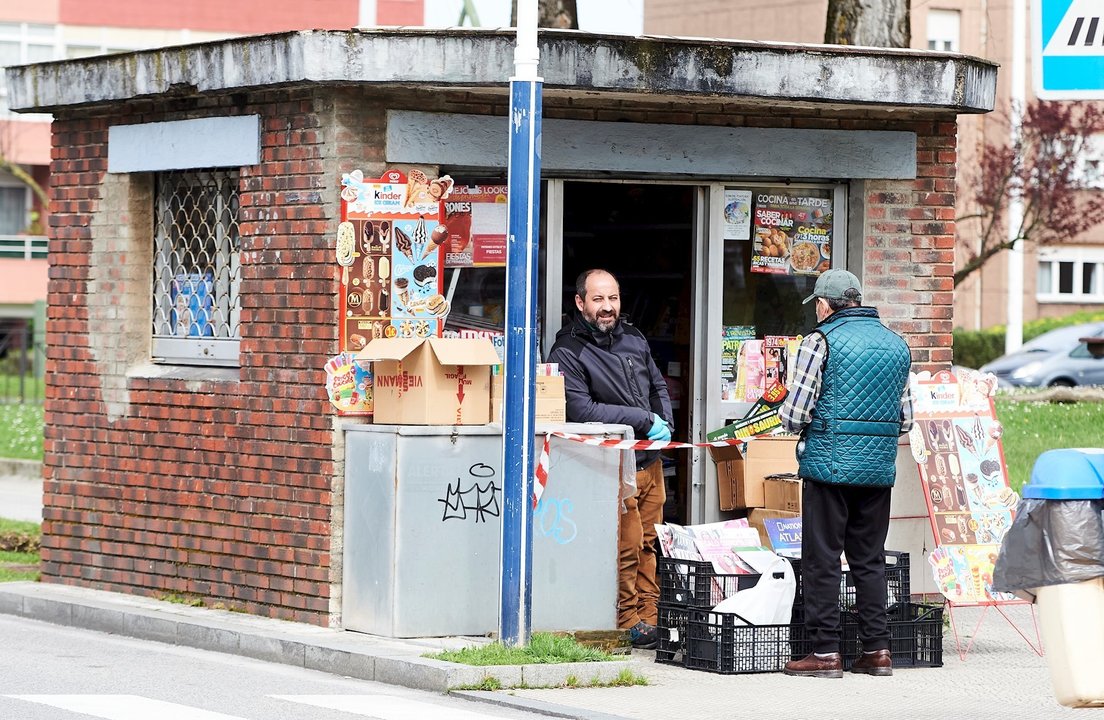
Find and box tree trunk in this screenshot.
[825,0,910,47]
[511,0,579,29]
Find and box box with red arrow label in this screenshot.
[357,336,500,425]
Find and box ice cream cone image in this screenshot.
[393,226,414,262]
[420,223,449,260]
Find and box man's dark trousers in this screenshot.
[801,478,893,654]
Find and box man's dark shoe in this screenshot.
[629,621,658,649]
[783,652,843,678]
[851,648,893,676]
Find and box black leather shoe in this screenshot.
[629,621,658,650]
[783,652,843,678]
[851,648,893,676]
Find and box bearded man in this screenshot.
[546,269,674,650]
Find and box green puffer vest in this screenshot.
[798,306,911,487]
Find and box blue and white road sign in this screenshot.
[1034,0,1104,99]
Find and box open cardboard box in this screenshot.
[709,435,799,510]
[357,337,501,425]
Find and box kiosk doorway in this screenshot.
[557,181,697,524]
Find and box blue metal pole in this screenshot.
[500,76,542,648]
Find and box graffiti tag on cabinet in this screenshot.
[439,463,501,522]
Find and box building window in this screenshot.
[926,9,960,52]
[1037,249,1104,303]
[151,169,241,366]
[1074,133,1104,190]
[0,184,28,234]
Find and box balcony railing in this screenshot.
[0,235,47,259]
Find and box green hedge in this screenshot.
[953,310,1104,369]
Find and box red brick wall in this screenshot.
[44,89,349,625]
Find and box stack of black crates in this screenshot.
[656,551,944,674]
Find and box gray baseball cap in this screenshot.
[802,268,863,304]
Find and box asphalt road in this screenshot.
[0,615,545,720]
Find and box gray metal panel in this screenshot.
[387,111,917,180]
[342,424,625,637]
[342,429,398,636]
[107,116,261,173]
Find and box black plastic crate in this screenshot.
[685,609,810,674]
[842,601,944,670]
[656,602,689,666]
[683,600,943,675]
[791,551,911,612]
[657,556,761,608]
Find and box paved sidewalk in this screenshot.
[0,580,1079,720]
[0,470,42,523]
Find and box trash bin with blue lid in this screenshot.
[994,448,1104,708]
[1023,448,1104,500]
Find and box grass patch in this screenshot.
[606,669,648,687]
[0,403,43,461]
[994,396,1104,493]
[452,676,504,692]
[0,518,39,582]
[428,632,616,666]
[159,593,205,607]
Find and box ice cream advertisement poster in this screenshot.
[336,168,452,365]
[340,167,454,218]
[325,352,373,416]
[909,369,1020,606]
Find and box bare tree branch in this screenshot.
[955,101,1104,288]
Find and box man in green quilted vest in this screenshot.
[778,269,914,679]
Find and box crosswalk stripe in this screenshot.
[4,695,248,720]
[272,694,501,719]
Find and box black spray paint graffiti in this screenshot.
[439,463,501,522]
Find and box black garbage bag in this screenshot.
[992,498,1104,603]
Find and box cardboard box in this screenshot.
[709,435,799,510]
[764,473,802,513]
[746,508,801,550]
[358,337,501,425]
[491,374,567,424]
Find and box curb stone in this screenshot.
[0,458,41,480]
[0,582,641,695]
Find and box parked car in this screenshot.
[998,336,1104,387]
[980,322,1104,386]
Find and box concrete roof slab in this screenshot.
[4,28,997,115]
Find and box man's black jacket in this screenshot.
[546,313,674,470]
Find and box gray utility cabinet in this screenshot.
[343,423,631,637]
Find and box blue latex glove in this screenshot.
[646,413,672,441]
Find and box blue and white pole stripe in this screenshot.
[500,0,543,648]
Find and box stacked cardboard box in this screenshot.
[490,374,567,424]
[710,435,799,510]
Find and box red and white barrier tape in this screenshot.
[533,431,771,507]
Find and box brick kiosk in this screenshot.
[5,29,997,627]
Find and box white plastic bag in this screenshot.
[711,556,796,625]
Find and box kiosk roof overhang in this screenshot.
[4,28,997,115]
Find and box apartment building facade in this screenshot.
[644,0,1104,330]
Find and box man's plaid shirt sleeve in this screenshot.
[779,333,825,433]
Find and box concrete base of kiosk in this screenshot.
[342,423,629,638]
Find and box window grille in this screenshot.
[152,169,241,366]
